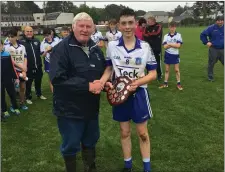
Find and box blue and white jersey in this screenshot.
[105,30,122,42]
[3,37,10,46]
[40,38,59,63]
[4,42,27,72]
[106,37,157,88]
[91,30,104,44]
[162,32,183,55]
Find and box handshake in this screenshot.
[89,80,113,94]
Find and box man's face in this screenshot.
[148,19,155,26]
[119,15,136,38]
[73,20,93,45]
[169,26,176,33]
[216,19,224,27]
[24,27,34,39]
[61,30,69,38]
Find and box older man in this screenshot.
[200,16,224,81]
[20,26,47,104]
[143,16,163,81]
[50,12,106,172]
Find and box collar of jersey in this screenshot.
[109,29,118,35]
[44,37,55,44]
[168,31,177,37]
[117,36,141,53]
[9,41,21,49]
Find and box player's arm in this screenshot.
[130,46,157,91]
[100,66,113,85]
[167,43,181,48]
[162,36,171,49]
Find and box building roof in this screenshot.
[146,11,168,16]
[44,12,61,20]
[180,10,193,17]
[1,13,35,22]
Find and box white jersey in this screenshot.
[3,37,10,46]
[106,37,157,88]
[105,30,122,42]
[162,32,183,55]
[5,43,27,72]
[40,38,59,63]
[91,30,104,44]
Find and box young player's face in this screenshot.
[119,16,136,38]
[61,30,69,38]
[216,20,224,27]
[109,23,116,31]
[73,20,94,45]
[8,35,18,44]
[169,26,176,33]
[44,34,52,41]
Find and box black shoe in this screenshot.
[64,155,76,172]
[82,146,97,172]
[208,76,214,82]
[122,168,133,172]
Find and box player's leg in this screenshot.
[25,70,34,104]
[208,47,219,81]
[154,51,162,80]
[120,121,132,171]
[6,80,20,115]
[132,88,152,172]
[112,97,133,171]
[174,63,183,90]
[19,80,28,110]
[1,82,10,118]
[159,64,170,88]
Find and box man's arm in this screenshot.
[143,24,162,36]
[200,26,212,46]
[49,43,101,94]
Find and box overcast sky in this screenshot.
[34,1,195,12]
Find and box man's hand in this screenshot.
[207,42,212,48]
[89,81,104,94]
[105,82,113,89]
[129,80,139,92]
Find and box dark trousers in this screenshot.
[26,67,43,100]
[208,47,224,79]
[153,51,162,78]
[57,116,100,156]
[1,80,18,112]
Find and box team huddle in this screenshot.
[1,7,224,172]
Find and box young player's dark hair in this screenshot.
[119,8,136,19]
[61,26,69,32]
[43,28,51,35]
[138,17,147,26]
[8,28,18,37]
[50,28,59,38]
[169,21,177,27]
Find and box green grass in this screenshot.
[2,27,224,172]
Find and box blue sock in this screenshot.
[143,158,151,171]
[177,81,181,85]
[124,157,132,169]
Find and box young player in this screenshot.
[105,19,122,48]
[91,24,104,48]
[159,21,183,90]
[5,29,29,110]
[98,8,157,172]
[59,26,70,42]
[1,40,21,119]
[40,28,59,92]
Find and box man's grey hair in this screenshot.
[72,12,94,26]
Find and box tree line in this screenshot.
[1,1,224,24]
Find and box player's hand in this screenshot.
[105,82,113,89]
[129,80,139,92]
[22,71,27,79]
[207,42,212,48]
